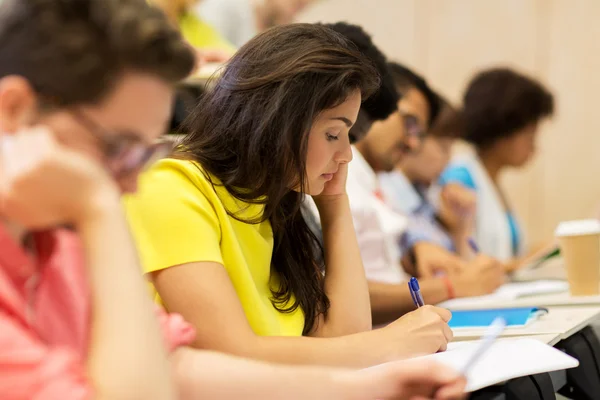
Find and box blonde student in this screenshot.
[126,23,453,368]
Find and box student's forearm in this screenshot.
[452,233,473,259]
[316,194,372,336]
[205,329,406,368]
[172,348,370,400]
[368,280,450,326]
[79,202,176,400]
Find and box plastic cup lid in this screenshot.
[555,219,600,237]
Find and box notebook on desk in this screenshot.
[419,338,579,392]
[439,280,569,310]
[449,307,548,329]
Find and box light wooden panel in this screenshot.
[297,0,421,69]
[416,0,542,100]
[539,0,600,236]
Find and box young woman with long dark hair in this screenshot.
[126,23,453,368]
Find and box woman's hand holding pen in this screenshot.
[376,305,453,359]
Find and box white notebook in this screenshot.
[438,280,569,310]
[418,338,579,392]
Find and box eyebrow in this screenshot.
[330,117,354,128]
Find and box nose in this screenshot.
[404,135,422,153]
[334,142,353,164]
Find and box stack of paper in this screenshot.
[438,280,569,310]
[418,338,579,392]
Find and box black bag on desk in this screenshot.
[470,373,556,400]
[556,325,600,400]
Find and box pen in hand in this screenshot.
[468,237,479,253]
[408,277,425,308]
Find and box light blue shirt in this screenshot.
[379,171,455,256]
[439,166,521,257]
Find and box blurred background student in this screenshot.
[197,0,316,48]
[439,68,555,270]
[343,60,504,324]
[380,96,477,260]
[150,0,234,135]
[150,0,235,55]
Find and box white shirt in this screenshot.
[195,0,257,48]
[345,147,409,284]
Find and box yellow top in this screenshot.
[124,158,304,336]
[179,12,236,52]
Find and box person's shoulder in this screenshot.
[439,164,476,189]
[144,157,203,184]
[135,158,224,205]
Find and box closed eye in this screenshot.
[326,133,339,141]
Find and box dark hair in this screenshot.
[0,0,195,107]
[387,62,440,126]
[429,95,464,139]
[324,23,399,122]
[462,68,554,148]
[180,24,380,335]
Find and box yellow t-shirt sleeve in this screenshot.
[125,160,224,274]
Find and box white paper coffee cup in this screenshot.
[555,219,600,296]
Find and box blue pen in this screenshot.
[408,281,418,306]
[468,237,479,253]
[409,277,425,308]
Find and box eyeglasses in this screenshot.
[399,113,426,153]
[403,113,426,140]
[70,109,173,177]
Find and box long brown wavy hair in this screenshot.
[179,23,379,334]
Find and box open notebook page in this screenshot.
[418,338,578,392]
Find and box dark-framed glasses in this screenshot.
[400,113,427,153]
[70,109,173,176]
